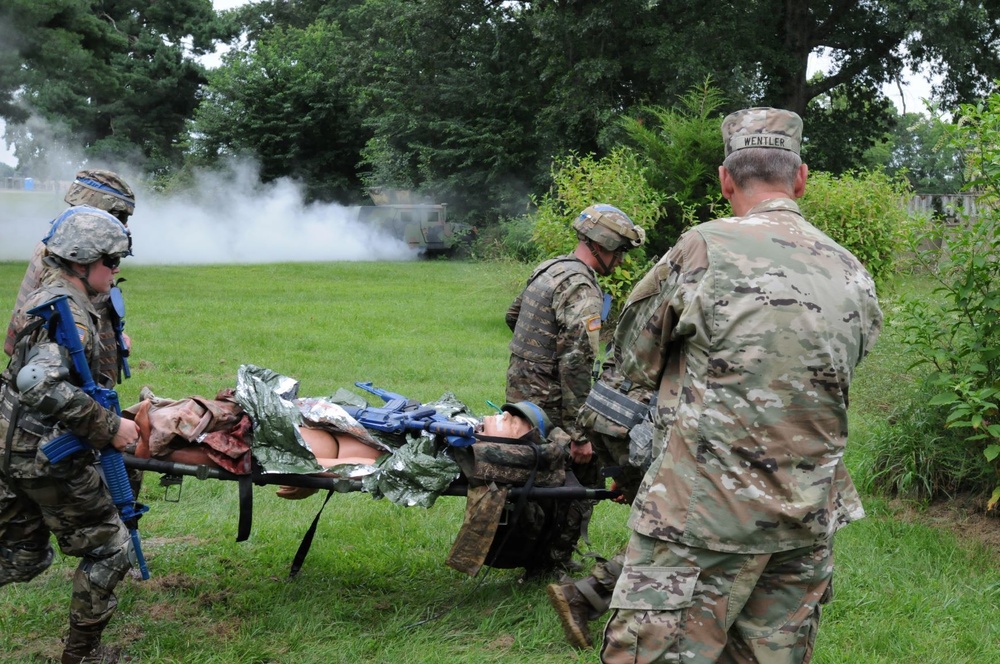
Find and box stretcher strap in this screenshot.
[289,489,336,578]
[236,474,253,542]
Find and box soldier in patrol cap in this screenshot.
[504,204,644,579]
[599,108,882,662]
[0,206,141,664]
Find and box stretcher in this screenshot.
[123,451,620,578]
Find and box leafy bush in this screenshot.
[883,93,1000,506]
[619,78,728,256]
[798,169,915,286]
[472,214,537,263]
[526,147,662,315]
[868,388,995,501]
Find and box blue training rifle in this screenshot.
[346,381,477,447]
[29,295,150,580]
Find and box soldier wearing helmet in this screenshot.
[504,204,644,579]
[0,206,141,664]
[5,169,137,387]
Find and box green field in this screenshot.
[1,261,998,663]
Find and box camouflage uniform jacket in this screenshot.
[0,276,121,479]
[505,255,602,441]
[4,241,121,388]
[616,198,883,554]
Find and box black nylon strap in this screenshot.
[288,489,336,578]
[236,474,253,542]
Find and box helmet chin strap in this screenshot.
[63,261,100,297]
[586,240,613,275]
[80,265,100,297]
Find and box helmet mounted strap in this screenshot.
[586,239,613,275]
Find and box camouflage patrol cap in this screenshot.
[572,204,646,252]
[502,401,553,438]
[721,107,802,157]
[64,169,136,218]
[44,206,132,265]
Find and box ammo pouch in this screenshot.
[628,416,655,472]
[0,384,49,439]
[584,381,648,430]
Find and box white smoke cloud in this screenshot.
[129,160,416,264]
[0,159,419,264]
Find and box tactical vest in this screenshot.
[92,293,120,388]
[509,256,598,363]
[3,243,46,358]
[1,285,97,446]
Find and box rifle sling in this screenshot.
[584,380,648,429]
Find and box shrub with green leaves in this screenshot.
[868,386,995,501]
[798,169,915,286]
[882,93,1000,506]
[526,147,662,314]
[619,78,728,257]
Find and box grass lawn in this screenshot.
[1,260,998,663]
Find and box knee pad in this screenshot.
[0,541,55,584]
[79,527,132,592]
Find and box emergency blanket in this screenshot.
[124,364,468,507]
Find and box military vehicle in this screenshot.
[356,188,474,257]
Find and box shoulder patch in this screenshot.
[76,321,88,343]
[586,316,602,332]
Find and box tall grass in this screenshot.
[1,261,998,663]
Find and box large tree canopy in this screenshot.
[0,0,231,174]
[190,20,366,201]
[6,0,997,218]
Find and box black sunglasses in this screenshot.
[101,255,122,270]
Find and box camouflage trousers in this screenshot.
[0,456,132,628]
[601,532,833,664]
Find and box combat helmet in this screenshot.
[502,401,553,438]
[572,204,645,252]
[44,206,132,265]
[64,169,136,221]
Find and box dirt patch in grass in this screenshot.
[892,493,1000,558]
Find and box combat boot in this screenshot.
[546,580,597,649]
[61,618,121,664]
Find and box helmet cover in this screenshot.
[63,169,136,218]
[571,204,645,252]
[44,206,132,264]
